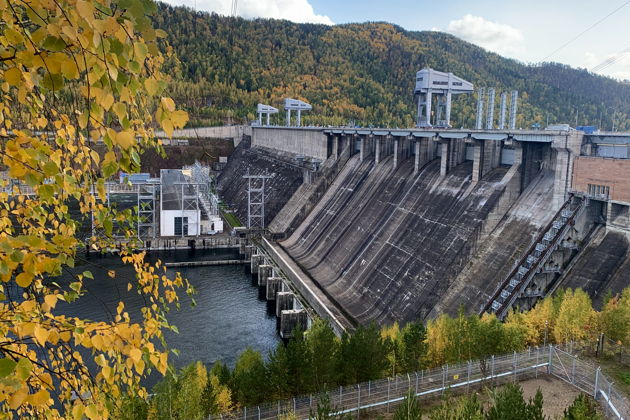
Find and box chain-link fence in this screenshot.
[211,346,628,420]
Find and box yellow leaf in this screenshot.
[144,78,159,96]
[107,270,116,278]
[161,119,174,138]
[129,348,142,363]
[76,0,95,20]
[72,404,85,420]
[44,294,57,308]
[33,325,49,346]
[29,389,50,407]
[5,68,21,86]
[112,103,126,121]
[16,272,33,288]
[9,388,27,410]
[115,131,135,150]
[101,93,114,111]
[171,110,189,128]
[160,97,175,112]
[61,60,79,79]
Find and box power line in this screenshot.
[591,45,630,73]
[541,0,630,62]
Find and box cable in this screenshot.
[541,0,630,62]
[591,45,630,73]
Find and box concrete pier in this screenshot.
[279,309,308,338]
[275,291,294,317]
[258,264,272,287]
[250,254,263,275]
[266,277,281,300]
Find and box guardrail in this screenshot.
[212,346,628,420]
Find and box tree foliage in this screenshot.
[0,0,188,417]
[153,3,630,129]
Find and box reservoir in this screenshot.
[56,247,280,388]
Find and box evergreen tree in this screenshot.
[393,389,422,420]
[400,321,428,373]
[233,348,268,405]
[339,323,389,384]
[307,319,340,390]
[429,394,484,420]
[562,394,603,420]
[485,383,535,420]
[267,343,292,399]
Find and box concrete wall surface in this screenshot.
[573,156,630,204]
[217,138,304,226]
[281,155,511,325]
[155,125,251,140]
[252,127,328,161]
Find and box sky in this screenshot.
[162,0,630,80]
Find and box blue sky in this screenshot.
[163,0,630,80]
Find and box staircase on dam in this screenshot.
[482,195,588,318]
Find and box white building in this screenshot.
[159,168,224,237]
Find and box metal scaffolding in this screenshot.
[243,171,271,229]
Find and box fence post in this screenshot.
[607,381,612,416]
[257,406,260,420]
[277,401,280,417]
[571,354,576,384]
[309,394,312,410]
[594,367,600,400]
[293,397,296,414]
[387,378,390,413]
[244,406,247,420]
[441,366,446,395]
[548,345,553,375]
[415,372,419,393]
[513,351,517,382]
[467,360,471,391]
[535,346,539,378]
[368,380,371,397]
[339,386,342,407]
[407,373,411,390]
[357,384,361,419]
[491,355,495,381]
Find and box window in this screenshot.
[587,184,610,199]
[174,216,188,236]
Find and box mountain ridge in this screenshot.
[154,3,630,130]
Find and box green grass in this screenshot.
[222,211,242,228]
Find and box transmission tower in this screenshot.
[243,170,271,229]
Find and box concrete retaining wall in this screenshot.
[252,127,328,161]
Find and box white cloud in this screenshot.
[163,0,334,25]
[447,14,523,56]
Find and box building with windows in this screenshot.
[158,168,223,237]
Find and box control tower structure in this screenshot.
[257,104,278,126]
[284,98,312,127]
[415,68,474,128]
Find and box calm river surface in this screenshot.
[55,248,280,388]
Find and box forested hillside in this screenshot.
[154,3,630,130]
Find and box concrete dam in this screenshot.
[219,126,630,329]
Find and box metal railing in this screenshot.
[213,346,628,420]
[482,195,587,318]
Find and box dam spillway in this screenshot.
[217,125,630,328]
[282,156,509,324]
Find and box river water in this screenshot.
[55,248,280,388]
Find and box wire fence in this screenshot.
[211,346,629,420]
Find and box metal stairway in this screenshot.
[481,195,588,318]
